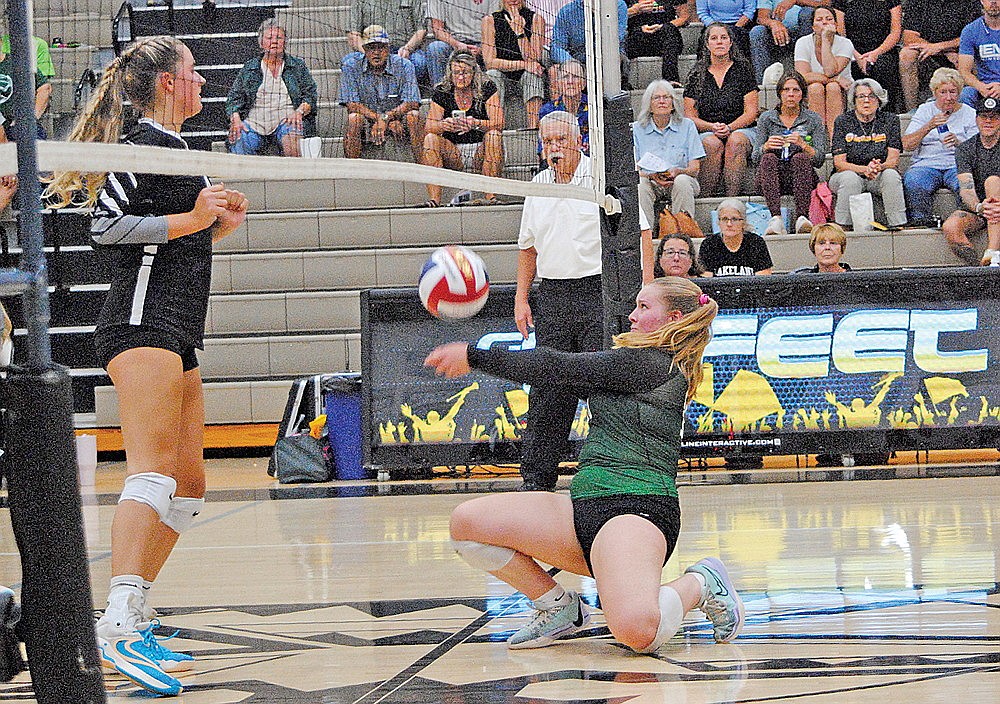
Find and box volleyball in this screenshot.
[418,245,490,320]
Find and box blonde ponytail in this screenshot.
[613,277,718,403]
[46,36,185,208]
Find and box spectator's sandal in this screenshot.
[468,197,499,206]
[419,199,440,208]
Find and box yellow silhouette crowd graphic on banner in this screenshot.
[379,382,591,445]
[377,364,1000,445]
[688,364,1000,433]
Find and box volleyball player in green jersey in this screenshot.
[425,276,744,652]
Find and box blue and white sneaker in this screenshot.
[134,621,194,673]
[98,633,183,696]
[685,557,744,643]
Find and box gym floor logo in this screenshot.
[7,591,989,702]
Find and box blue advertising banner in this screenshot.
[361,268,1000,470]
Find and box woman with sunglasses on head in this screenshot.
[421,51,505,207]
[426,277,744,654]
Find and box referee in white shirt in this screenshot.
[514,111,603,491]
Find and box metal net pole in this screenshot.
[1,0,106,699]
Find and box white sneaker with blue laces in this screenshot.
[136,621,195,673]
[98,629,183,696]
[97,597,184,696]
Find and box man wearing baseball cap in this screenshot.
[339,24,424,161]
[942,94,1000,266]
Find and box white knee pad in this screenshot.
[451,539,516,572]
[636,586,685,653]
[118,472,176,523]
[163,496,204,534]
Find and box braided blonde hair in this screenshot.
[613,277,718,403]
[45,36,185,208]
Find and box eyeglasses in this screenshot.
[719,216,745,223]
[662,249,692,258]
[541,135,572,147]
[855,93,878,102]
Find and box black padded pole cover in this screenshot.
[3,367,105,703]
[600,92,643,341]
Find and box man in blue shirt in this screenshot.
[538,60,589,158]
[551,0,628,65]
[339,25,423,160]
[958,0,1000,108]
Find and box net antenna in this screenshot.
[0,0,106,699]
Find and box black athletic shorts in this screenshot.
[572,493,681,574]
[94,324,200,372]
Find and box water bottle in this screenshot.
[781,129,792,160]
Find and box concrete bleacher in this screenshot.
[22,0,984,429]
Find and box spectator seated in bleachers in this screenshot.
[339,25,423,161]
[695,0,755,59]
[426,0,488,88]
[0,22,51,141]
[833,0,902,113]
[0,15,52,138]
[526,0,573,99]
[683,23,759,197]
[698,197,775,275]
[538,60,589,157]
[226,19,318,157]
[651,231,709,278]
[902,67,978,227]
[625,0,690,84]
[420,51,505,207]
[829,78,906,229]
[633,79,704,233]
[899,0,979,112]
[958,0,1000,109]
[482,0,546,129]
[794,7,854,141]
[342,0,431,88]
[0,116,14,212]
[791,221,852,272]
[754,70,827,235]
[552,0,628,81]
[942,94,1000,267]
[749,0,815,84]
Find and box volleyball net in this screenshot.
[11,0,629,209]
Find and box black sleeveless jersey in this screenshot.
[90,119,213,347]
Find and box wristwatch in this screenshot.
[976,201,984,215]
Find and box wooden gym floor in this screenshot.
[0,460,997,702]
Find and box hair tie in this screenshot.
[699,293,710,306]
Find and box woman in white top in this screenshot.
[902,67,978,224]
[794,6,854,141]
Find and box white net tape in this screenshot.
[1,140,617,207]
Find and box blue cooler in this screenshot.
[323,373,365,480]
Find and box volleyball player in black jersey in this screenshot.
[48,36,248,695]
[426,277,744,653]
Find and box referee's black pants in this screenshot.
[520,274,603,489]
